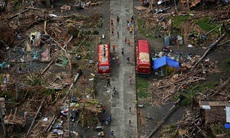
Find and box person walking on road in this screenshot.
[117,58,120,66]
[110,131,114,138]
[117,16,119,23]
[126,56,130,63]
[107,77,111,87]
[113,44,116,52]
[117,31,119,37]
[111,27,114,35]
[111,19,114,26]
[129,76,132,84]
[121,47,124,55]
[130,26,133,33]
[128,40,130,45]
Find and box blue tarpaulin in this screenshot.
[153,56,180,70]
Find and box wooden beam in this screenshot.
[27,99,45,137]
[192,33,226,69]
[12,107,18,122]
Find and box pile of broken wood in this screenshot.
[146,56,220,105]
[197,77,230,101]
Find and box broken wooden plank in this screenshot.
[147,98,182,138]
[27,99,45,136]
[12,107,17,122]
[9,9,30,19]
[192,33,226,69]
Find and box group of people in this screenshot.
[101,10,135,138]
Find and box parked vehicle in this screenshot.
[98,44,111,75]
[136,40,151,75]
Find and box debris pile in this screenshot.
[147,56,220,105]
[0,0,105,137]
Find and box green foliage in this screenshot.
[0,91,13,99]
[179,93,193,106]
[98,20,103,28]
[68,28,80,38]
[219,58,230,72]
[137,18,154,38]
[173,82,217,106]
[93,30,99,35]
[136,76,149,98]
[13,1,22,11]
[173,15,189,28]
[195,18,221,33]
[161,124,178,138]
[30,77,45,86]
[137,18,146,35]
[190,81,217,92]
[40,89,55,96]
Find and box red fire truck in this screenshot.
[136,40,151,75]
[98,44,111,75]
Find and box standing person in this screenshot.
[127,20,130,29]
[125,37,127,43]
[129,76,132,84]
[117,31,119,37]
[121,47,124,55]
[111,9,114,15]
[126,56,130,63]
[128,40,131,45]
[130,26,133,33]
[111,27,114,34]
[102,106,106,114]
[110,131,114,138]
[117,16,120,23]
[131,16,134,22]
[117,58,120,66]
[107,77,111,87]
[127,22,131,30]
[111,19,114,26]
[113,44,116,52]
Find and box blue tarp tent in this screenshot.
[153,56,180,70]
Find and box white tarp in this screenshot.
[226,106,230,123]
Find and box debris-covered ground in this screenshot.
[134,0,230,138]
[0,0,229,138]
[0,0,109,137]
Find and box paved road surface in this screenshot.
[110,0,138,137]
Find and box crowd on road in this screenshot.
[102,8,137,137]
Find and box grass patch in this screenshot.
[173,81,217,106]
[137,18,154,38]
[137,18,146,35]
[190,81,217,92]
[195,17,222,33]
[13,1,22,11]
[172,15,189,29]
[136,76,149,98]
[219,58,230,72]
